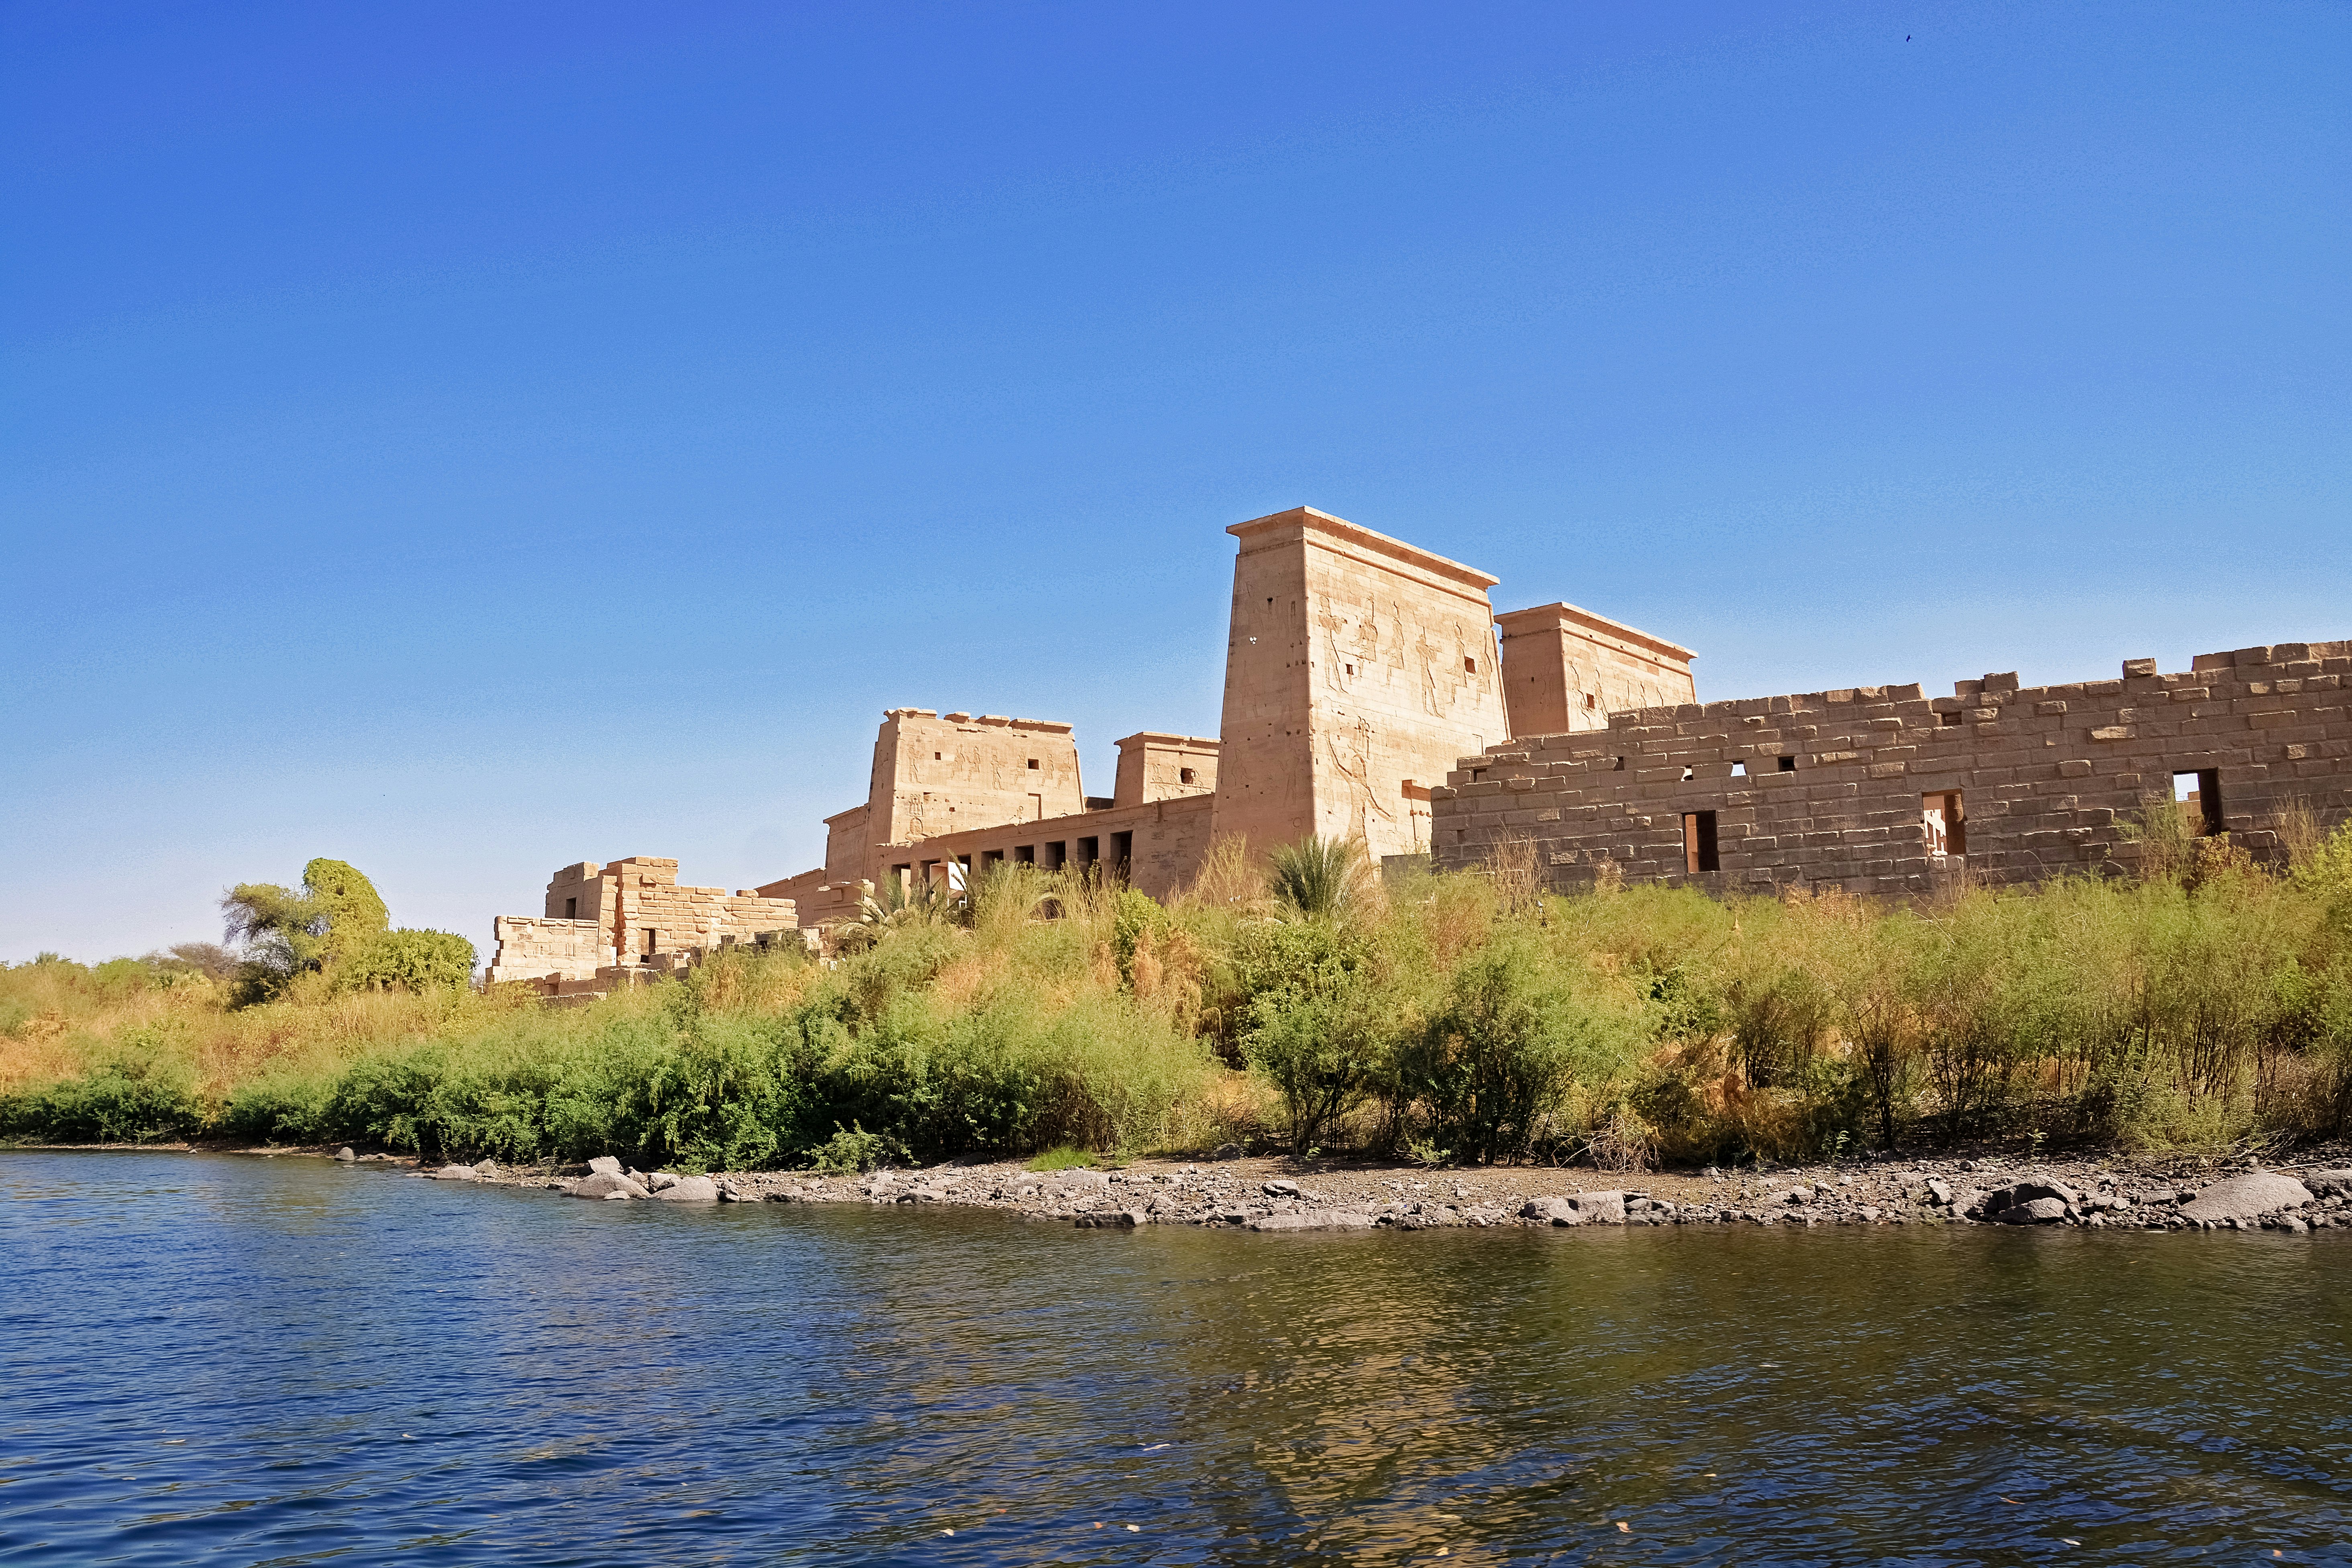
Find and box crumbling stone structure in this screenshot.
[486,857,799,997]
[1430,643,2352,894]
[490,503,2346,956]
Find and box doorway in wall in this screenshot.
[1681,811,1719,873]
[1922,791,1966,857]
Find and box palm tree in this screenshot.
[1269,835,1373,921]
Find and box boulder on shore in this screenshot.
[1969,1181,2079,1222]
[587,1156,624,1177]
[334,1147,357,1163]
[2178,1171,2312,1226]
[2301,1168,2352,1199]
[430,1164,477,1181]
[655,1175,721,1202]
[573,1171,649,1200]
[1569,1191,1626,1225]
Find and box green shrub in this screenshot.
[339,929,477,993]
[0,1058,204,1144]
[1398,934,1644,1164]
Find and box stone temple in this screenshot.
[487,506,2348,992]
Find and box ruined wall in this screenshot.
[495,855,797,975]
[1431,642,2352,895]
[1498,602,1697,737]
[485,916,612,983]
[867,710,1085,847]
[1210,506,1509,862]
[1113,733,1220,808]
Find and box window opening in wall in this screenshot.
[1110,830,1133,875]
[2174,769,2225,836]
[643,928,658,955]
[1179,767,1195,784]
[981,848,1005,869]
[1613,756,1625,771]
[1940,711,1964,727]
[934,752,942,760]
[1681,765,1695,782]
[1585,693,1597,710]
[1732,761,1748,777]
[1922,791,1967,857]
[1682,811,1720,874]
[1076,836,1099,867]
[1043,842,1065,870]
[564,897,577,919]
[1027,758,1038,769]
[1014,844,1035,864]
[1345,663,1355,675]
[1778,755,1797,773]
[1465,657,1478,674]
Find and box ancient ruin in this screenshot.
[487,505,2347,985]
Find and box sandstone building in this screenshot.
[1431,644,2352,895]
[487,505,2346,983]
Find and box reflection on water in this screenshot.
[2,1152,2348,1564]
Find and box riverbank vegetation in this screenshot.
[6,805,2352,1171]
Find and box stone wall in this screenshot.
[493,856,798,979]
[1430,642,2352,895]
[1210,506,1511,863]
[866,710,1084,846]
[484,916,612,983]
[1113,732,1220,808]
[881,792,1217,903]
[1497,602,1697,736]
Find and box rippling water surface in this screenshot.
[4,1152,2350,1565]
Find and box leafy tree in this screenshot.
[220,858,392,1000]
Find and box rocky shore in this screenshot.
[394,1146,2352,1236]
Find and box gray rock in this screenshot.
[1519,1197,1572,1224]
[1971,1180,2081,1221]
[573,1171,650,1200]
[2178,1171,2313,1225]
[1997,1197,2070,1225]
[1059,1169,1112,1191]
[655,1175,721,1202]
[1075,1208,1146,1228]
[334,1146,357,1162]
[1263,1180,1301,1197]
[648,1170,680,1192]
[475,1160,499,1178]
[1213,1143,1242,1160]
[1780,1189,1811,1206]
[717,1181,749,1201]
[1925,1177,1954,1207]
[587,1156,623,1177]
[1569,1191,1626,1225]
[1248,1210,1376,1232]
[2302,1168,2352,1198]
[431,1164,477,1181]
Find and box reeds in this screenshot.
[8,821,2352,1165]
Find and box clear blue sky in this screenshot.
[5,2,2348,962]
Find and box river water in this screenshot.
[2,1152,2348,1566]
